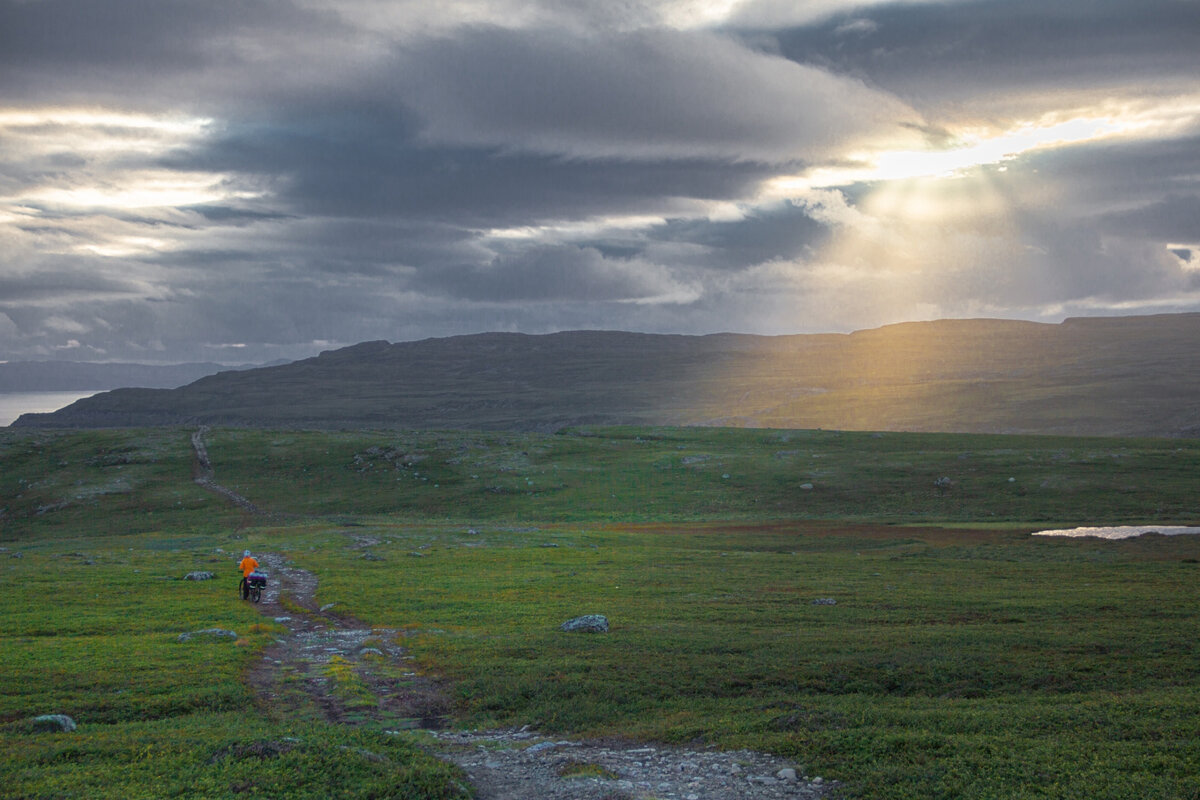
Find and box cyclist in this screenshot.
[238,550,260,599]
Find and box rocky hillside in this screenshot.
[13,314,1200,437]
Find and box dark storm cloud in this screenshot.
[765,0,1199,111]
[415,244,691,303]
[390,25,919,161]
[1100,196,1200,242]
[166,107,779,227]
[184,205,294,224]
[0,0,350,106]
[645,203,832,270]
[1012,135,1200,212]
[0,268,139,303]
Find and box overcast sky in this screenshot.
[1,0,1197,364]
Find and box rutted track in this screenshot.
[244,552,452,729]
[191,427,266,515]
[192,429,837,800]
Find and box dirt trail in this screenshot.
[196,429,837,799]
[243,552,452,729]
[242,553,835,800]
[192,427,267,515]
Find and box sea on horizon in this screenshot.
[0,390,102,427]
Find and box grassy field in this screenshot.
[2,425,1199,798]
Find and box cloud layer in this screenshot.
[1,0,1198,363]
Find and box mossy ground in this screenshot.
[2,425,1198,798]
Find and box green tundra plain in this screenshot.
[2,425,1198,798]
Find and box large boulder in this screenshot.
[559,614,609,633]
[29,714,76,733]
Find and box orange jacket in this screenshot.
[239,556,260,578]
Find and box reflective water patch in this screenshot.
[1032,526,1200,539]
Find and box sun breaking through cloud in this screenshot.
[0,0,1197,363]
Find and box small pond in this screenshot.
[1032,525,1200,540]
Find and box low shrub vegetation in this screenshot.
[304,521,1200,799]
[2,425,1198,798]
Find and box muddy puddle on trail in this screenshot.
[243,553,836,800]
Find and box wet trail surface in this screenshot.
[243,552,451,730]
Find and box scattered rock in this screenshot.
[934,476,953,488]
[432,728,831,800]
[560,614,609,633]
[800,483,814,490]
[811,598,837,606]
[319,603,337,612]
[177,628,238,643]
[28,714,76,733]
[360,551,385,561]
[184,571,215,581]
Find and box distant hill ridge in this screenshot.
[0,359,279,393]
[13,314,1200,437]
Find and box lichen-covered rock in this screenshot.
[559,614,609,633]
[184,571,215,581]
[177,628,238,643]
[30,714,76,733]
